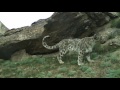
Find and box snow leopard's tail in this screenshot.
[42,35,59,49]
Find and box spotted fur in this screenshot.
[42,35,98,66]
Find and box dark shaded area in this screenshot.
[0,40,30,60]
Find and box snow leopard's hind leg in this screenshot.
[78,51,84,66]
[57,49,68,64]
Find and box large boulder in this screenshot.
[0,12,119,60]
[0,19,47,60]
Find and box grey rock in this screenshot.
[0,21,9,36]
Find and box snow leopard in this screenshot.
[42,35,98,66]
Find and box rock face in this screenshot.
[0,21,9,36]
[0,12,119,60]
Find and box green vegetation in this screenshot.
[0,48,120,78]
[105,69,120,78]
[100,61,111,68]
[111,18,120,28]
[110,12,120,28]
[68,71,77,76]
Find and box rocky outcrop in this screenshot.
[0,19,47,60]
[0,21,9,36]
[0,12,119,60]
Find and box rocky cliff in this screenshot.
[0,12,119,60]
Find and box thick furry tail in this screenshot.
[42,35,59,49]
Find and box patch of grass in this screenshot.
[104,57,111,62]
[0,48,120,78]
[49,65,57,69]
[91,53,98,59]
[80,65,89,72]
[58,67,68,73]
[68,71,77,76]
[43,64,50,69]
[70,60,77,65]
[110,57,119,64]
[111,18,120,28]
[55,74,63,78]
[79,65,96,78]
[109,52,120,64]
[36,72,46,78]
[101,51,120,64]
[84,67,96,75]
[36,58,46,64]
[100,61,111,68]
[105,69,120,78]
[47,71,53,77]
[0,68,17,78]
